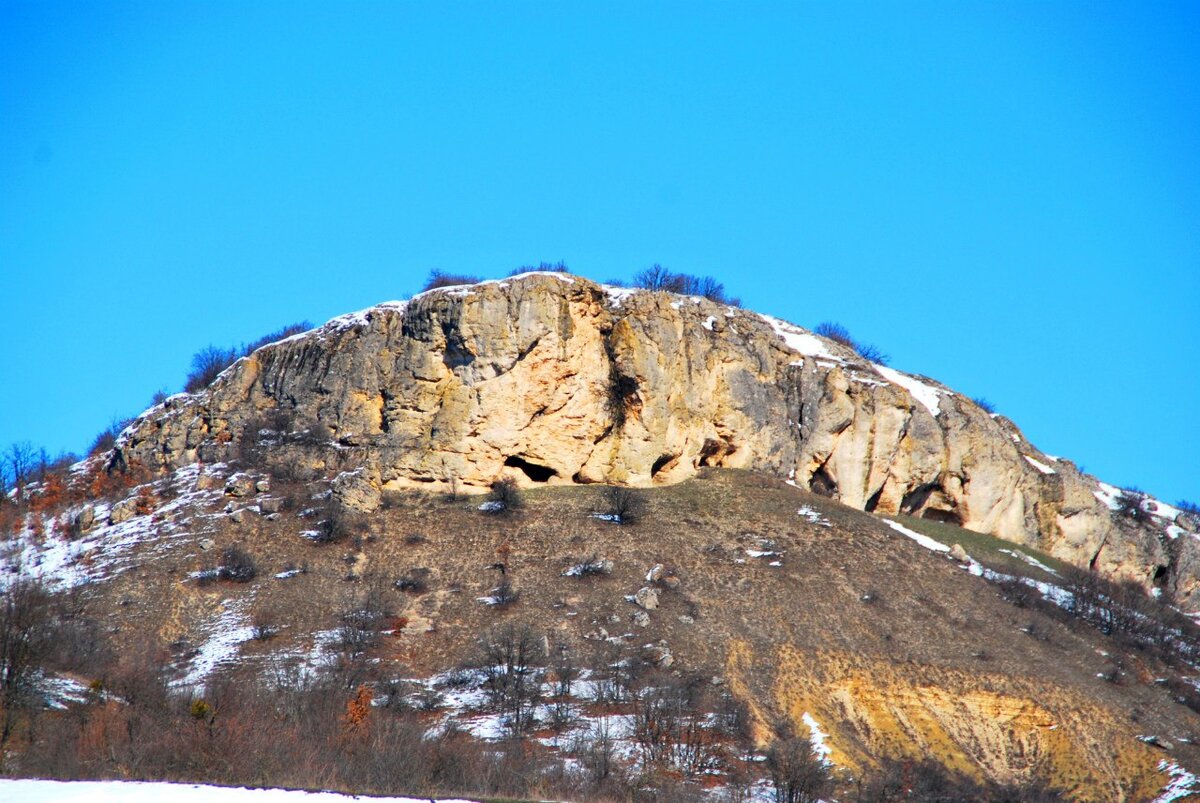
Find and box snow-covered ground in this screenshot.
[881,518,950,554]
[1,463,227,592]
[757,314,839,361]
[0,779,480,803]
[1154,760,1200,803]
[873,365,943,417]
[177,599,258,689]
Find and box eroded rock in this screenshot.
[110,273,1200,606]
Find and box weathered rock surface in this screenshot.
[634,586,660,611]
[112,273,1200,605]
[109,497,137,525]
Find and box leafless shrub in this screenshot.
[422,269,483,291]
[5,441,37,494]
[998,577,1038,608]
[572,715,629,791]
[241,322,312,355]
[1177,499,1200,528]
[87,419,132,456]
[715,689,753,746]
[484,578,519,608]
[217,545,257,582]
[252,609,279,641]
[313,500,365,544]
[547,638,579,731]
[602,484,646,524]
[564,554,612,578]
[605,367,640,428]
[508,260,568,275]
[813,321,889,365]
[0,576,53,750]
[765,731,832,803]
[485,477,522,514]
[1114,487,1152,523]
[974,397,997,414]
[185,345,239,393]
[632,264,740,305]
[394,567,431,594]
[476,622,544,737]
[332,581,392,688]
[632,675,723,777]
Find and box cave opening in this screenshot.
[504,455,557,483]
[809,464,838,497]
[651,453,679,477]
[864,486,884,513]
[921,508,963,526]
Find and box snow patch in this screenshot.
[874,365,943,417]
[1154,760,1200,803]
[2,464,223,592]
[758,314,839,360]
[1024,455,1057,475]
[603,285,639,307]
[802,712,833,765]
[39,674,89,710]
[797,505,832,527]
[177,599,257,689]
[0,779,481,803]
[882,519,950,553]
[998,548,1059,575]
[1094,482,1123,511]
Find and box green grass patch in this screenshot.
[884,514,1071,584]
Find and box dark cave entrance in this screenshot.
[921,508,964,526]
[504,455,557,483]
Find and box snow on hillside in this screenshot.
[881,518,950,553]
[873,365,943,417]
[1,463,227,592]
[0,779,480,803]
[757,314,839,361]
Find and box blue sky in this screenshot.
[2,1,1196,503]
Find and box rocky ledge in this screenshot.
[112,272,1199,604]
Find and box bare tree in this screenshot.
[184,345,239,393]
[5,442,36,496]
[0,577,53,754]
[766,734,831,803]
[478,622,543,737]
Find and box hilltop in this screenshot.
[2,271,1199,802]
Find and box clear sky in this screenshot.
[1,1,1196,504]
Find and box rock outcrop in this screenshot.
[112,273,1199,604]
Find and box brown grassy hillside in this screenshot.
[5,463,1198,800]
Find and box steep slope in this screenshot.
[112,272,1197,605]
[7,467,1199,801]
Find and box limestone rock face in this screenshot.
[113,274,1200,605]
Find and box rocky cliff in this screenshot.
[113,272,1199,605]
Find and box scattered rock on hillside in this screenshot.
[109,497,137,524]
[74,506,96,533]
[634,586,660,610]
[333,468,381,514]
[224,474,256,497]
